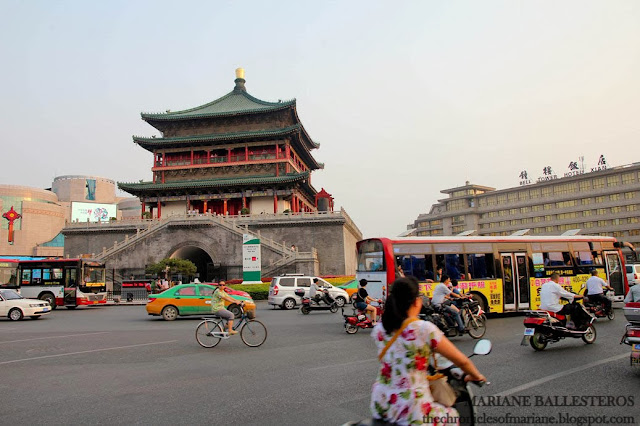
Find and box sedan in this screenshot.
[0,289,51,320]
[146,283,256,321]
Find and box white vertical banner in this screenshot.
[242,234,262,284]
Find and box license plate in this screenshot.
[524,328,535,336]
[42,307,49,312]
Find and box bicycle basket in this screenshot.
[246,310,255,319]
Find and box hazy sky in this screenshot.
[1,1,639,238]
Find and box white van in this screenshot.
[626,264,640,287]
[268,274,349,310]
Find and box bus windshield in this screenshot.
[83,265,105,285]
[357,240,385,272]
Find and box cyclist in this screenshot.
[355,279,382,325]
[211,282,243,335]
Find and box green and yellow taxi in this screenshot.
[146,283,256,321]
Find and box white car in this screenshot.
[626,264,640,287]
[0,289,51,320]
[268,274,349,310]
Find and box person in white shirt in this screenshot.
[625,282,640,303]
[431,275,466,333]
[309,278,322,304]
[584,269,613,311]
[540,273,583,316]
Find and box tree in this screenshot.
[146,258,197,279]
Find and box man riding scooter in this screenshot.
[540,272,584,327]
[310,278,334,306]
[584,269,613,312]
[432,275,467,334]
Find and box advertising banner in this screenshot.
[71,202,117,222]
[242,234,262,283]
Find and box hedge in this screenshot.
[228,276,355,301]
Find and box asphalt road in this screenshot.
[1,302,638,426]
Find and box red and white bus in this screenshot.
[356,235,628,314]
[0,258,107,309]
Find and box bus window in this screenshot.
[424,255,435,281]
[592,252,603,265]
[43,268,51,280]
[52,268,63,280]
[574,251,594,274]
[445,254,464,280]
[357,240,385,272]
[543,252,571,267]
[400,256,426,280]
[467,254,496,279]
[32,269,42,284]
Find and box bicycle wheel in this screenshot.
[240,319,267,347]
[196,320,224,348]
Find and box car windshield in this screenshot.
[0,289,23,300]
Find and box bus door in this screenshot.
[500,253,530,310]
[604,251,624,301]
[64,267,77,306]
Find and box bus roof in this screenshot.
[0,256,48,262]
[361,235,618,244]
[16,258,100,264]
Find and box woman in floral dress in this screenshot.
[371,277,486,425]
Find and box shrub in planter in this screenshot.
[240,207,250,215]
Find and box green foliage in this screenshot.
[240,207,250,215]
[228,283,270,300]
[141,212,152,219]
[145,258,197,277]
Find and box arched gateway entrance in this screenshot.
[169,245,222,282]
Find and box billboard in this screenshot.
[71,202,116,222]
[242,234,262,283]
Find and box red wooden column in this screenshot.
[227,148,232,162]
[191,150,194,165]
[245,146,249,161]
[206,150,210,164]
[285,144,291,173]
[203,200,208,213]
[242,196,246,208]
[273,195,278,213]
[141,202,145,219]
[223,199,228,215]
[157,201,161,219]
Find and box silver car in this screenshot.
[268,274,349,310]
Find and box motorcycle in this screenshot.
[295,288,338,314]
[522,299,596,351]
[341,339,492,426]
[421,297,487,339]
[582,289,615,320]
[620,302,640,367]
[342,300,383,334]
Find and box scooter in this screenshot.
[421,298,487,339]
[522,300,596,351]
[620,302,640,367]
[296,288,338,314]
[583,290,615,320]
[342,300,383,334]
[341,339,492,426]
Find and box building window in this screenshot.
[597,208,608,215]
[597,220,610,227]
[625,192,636,200]
[585,221,595,228]
[532,205,542,212]
[581,198,592,205]
[583,210,593,217]
[630,229,640,236]
[628,217,639,224]
[544,215,553,221]
[544,204,552,210]
[580,181,591,191]
[452,225,465,234]
[529,189,541,198]
[612,218,622,226]
[607,176,619,187]
[497,195,507,204]
[627,205,638,212]
[520,207,530,214]
[509,208,517,215]
[511,219,520,225]
[595,196,605,203]
[611,206,622,214]
[541,187,552,197]
[610,193,621,201]
[508,193,517,202]
[534,216,543,223]
[622,173,635,185]
[593,178,605,189]
[613,231,624,238]
[545,226,554,232]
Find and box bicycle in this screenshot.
[195,304,267,348]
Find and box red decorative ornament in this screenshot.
[3,206,22,244]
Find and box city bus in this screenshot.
[356,236,628,314]
[0,257,107,309]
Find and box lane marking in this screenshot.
[0,340,178,365]
[0,332,110,344]
[494,353,628,397]
[309,358,377,371]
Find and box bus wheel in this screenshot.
[470,293,488,314]
[40,293,56,310]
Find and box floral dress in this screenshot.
[371,320,459,426]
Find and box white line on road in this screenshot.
[0,332,110,344]
[309,358,377,371]
[493,353,628,397]
[0,340,178,365]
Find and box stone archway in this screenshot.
[169,243,215,282]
